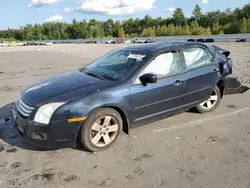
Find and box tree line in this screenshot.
[1,3,250,41]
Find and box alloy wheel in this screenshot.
[90,115,119,147]
[200,89,219,110]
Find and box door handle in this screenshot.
[212,69,220,73]
[173,80,183,86]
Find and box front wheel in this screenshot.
[196,86,221,113]
[80,108,122,152]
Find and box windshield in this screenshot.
[84,49,149,81]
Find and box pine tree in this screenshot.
[192,5,202,21]
[172,8,186,26]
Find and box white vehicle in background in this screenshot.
[45,42,53,45]
[0,42,9,47]
[137,39,146,43]
[106,40,114,44]
[124,40,132,44]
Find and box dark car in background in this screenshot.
[236,38,247,42]
[12,42,249,152]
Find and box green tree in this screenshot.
[160,25,168,36]
[113,21,121,37]
[172,8,186,26]
[141,27,156,37]
[33,24,43,40]
[143,15,154,28]
[192,4,202,21]
[190,21,200,35]
[247,18,250,32]
[1,3,250,40]
[166,24,175,36]
[212,21,223,34]
[155,25,162,36]
[23,24,34,40]
[104,19,114,37]
[118,27,125,38]
[182,25,191,35]
[240,18,248,33]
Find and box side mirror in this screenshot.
[139,73,157,85]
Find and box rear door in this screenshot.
[182,47,220,107]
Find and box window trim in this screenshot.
[132,49,185,86]
[184,61,218,73]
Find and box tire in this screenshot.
[196,86,221,113]
[80,108,123,152]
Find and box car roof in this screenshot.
[123,42,210,53]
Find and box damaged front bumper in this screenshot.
[223,77,249,95]
[11,105,80,149]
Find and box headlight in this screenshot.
[34,102,65,124]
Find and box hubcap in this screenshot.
[90,115,119,147]
[200,89,218,110]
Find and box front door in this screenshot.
[130,49,187,126]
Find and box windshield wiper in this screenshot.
[79,68,117,81]
[83,70,105,80]
[96,70,118,81]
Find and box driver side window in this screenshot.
[135,51,181,84]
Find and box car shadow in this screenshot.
[0,102,199,153]
[0,102,90,152]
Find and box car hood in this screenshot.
[21,70,111,106]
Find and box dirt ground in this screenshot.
[0,43,250,188]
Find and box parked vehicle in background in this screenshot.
[144,39,155,43]
[205,38,215,43]
[12,42,249,152]
[133,39,145,43]
[196,38,205,42]
[187,39,195,42]
[236,38,246,42]
[115,39,124,44]
[0,42,8,47]
[124,40,132,44]
[105,40,114,44]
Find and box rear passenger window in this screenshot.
[183,48,213,69]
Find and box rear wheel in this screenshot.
[80,108,122,152]
[196,85,221,113]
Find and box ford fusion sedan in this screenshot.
[11,42,249,152]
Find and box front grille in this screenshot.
[15,97,35,118]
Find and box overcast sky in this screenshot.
[0,0,249,30]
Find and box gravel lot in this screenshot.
[0,43,250,188]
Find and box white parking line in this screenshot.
[153,107,250,133]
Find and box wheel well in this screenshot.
[217,79,225,98]
[103,106,129,135]
[75,106,129,146]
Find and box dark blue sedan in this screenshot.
[11,42,249,151]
